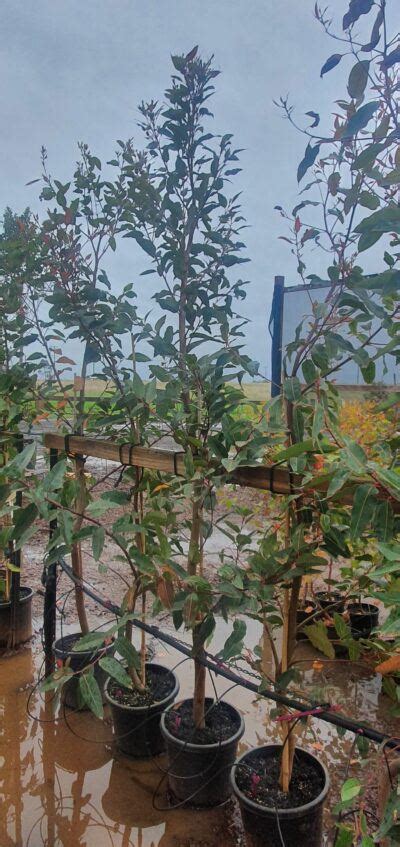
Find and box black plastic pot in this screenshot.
[105,662,179,758]
[314,591,345,614]
[0,586,33,647]
[296,601,317,641]
[348,602,379,637]
[160,698,245,808]
[53,631,115,711]
[231,745,330,847]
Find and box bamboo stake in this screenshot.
[279,585,291,794]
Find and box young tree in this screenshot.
[119,47,265,729]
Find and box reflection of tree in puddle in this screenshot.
[0,648,34,847]
[102,756,167,846]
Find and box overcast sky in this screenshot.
[1,1,366,376]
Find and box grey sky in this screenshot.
[1,1,361,376]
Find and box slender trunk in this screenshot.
[189,491,206,728]
[126,619,146,692]
[141,590,146,689]
[132,333,146,687]
[71,455,89,635]
[193,627,206,729]
[279,399,307,790]
[279,587,291,793]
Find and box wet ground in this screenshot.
[0,611,397,847]
[1,448,396,845]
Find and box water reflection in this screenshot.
[0,626,397,846]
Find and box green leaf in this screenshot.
[350,483,377,539]
[347,61,369,99]
[5,442,36,476]
[283,377,301,401]
[12,503,38,539]
[220,619,246,660]
[312,403,324,443]
[302,359,317,384]
[343,0,374,30]
[327,469,350,498]
[320,54,343,77]
[43,458,66,491]
[92,526,105,561]
[360,360,375,383]
[99,656,133,689]
[114,636,141,670]
[304,621,335,659]
[341,441,367,473]
[78,671,103,718]
[72,631,107,652]
[274,439,314,462]
[358,191,379,210]
[334,827,354,847]
[341,777,361,803]
[297,143,320,183]
[355,204,400,236]
[372,466,400,500]
[358,230,382,252]
[342,101,380,138]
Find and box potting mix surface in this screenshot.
[108,667,175,708]
[165,700,240,745]
[235,749,325,809]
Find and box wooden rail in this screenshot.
[42,432,391,509]
[44,432,298,494]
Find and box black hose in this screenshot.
[55,558,400,750]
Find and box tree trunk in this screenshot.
[71,455,89,635]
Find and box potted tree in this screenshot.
[0,207,42,648]
[230,1,400,843]
[32,143,183,737]
[117,47,266,803]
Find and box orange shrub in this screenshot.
[339,399,394,453]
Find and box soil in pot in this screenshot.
[53,631,114,711]
[161,697,244,808]
[296,600,317,642]
[314,591,345,614]
[0,587,33,647]
[348,602,379,638]
[231,745,329,847]
[105,662,179,759]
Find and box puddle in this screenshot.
[0,617,397,846]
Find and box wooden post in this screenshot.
[44,447,59,676]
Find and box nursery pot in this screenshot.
[53,631,115,711]
[160,698,245,808]
[104,662,179,758]
[348,602,379,638]
[0,586,33,647]
[231,745,329,847]
[314,591,345,614]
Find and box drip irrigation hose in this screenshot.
[56,557,400,750]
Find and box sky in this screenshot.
[0,0,368,377]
